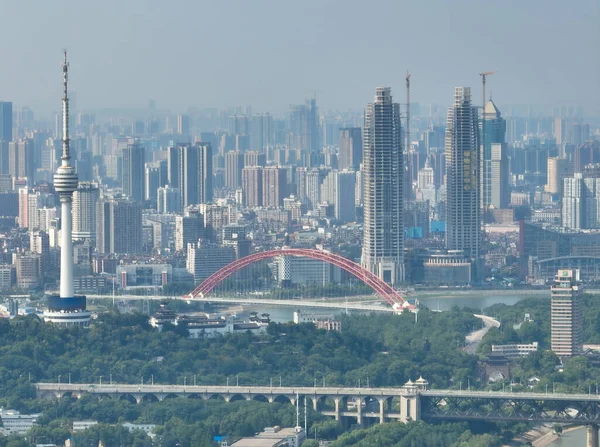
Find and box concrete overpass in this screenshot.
[35,381,600,444]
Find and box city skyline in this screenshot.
[0,0,598,116]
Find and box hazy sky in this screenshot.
[0,0,598,115]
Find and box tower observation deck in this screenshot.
[44,52,90,326]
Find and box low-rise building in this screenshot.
[491,342,539,359]
[0,408,38,436]
[231,426,306,447]
[72,420,98,432]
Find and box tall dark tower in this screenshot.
[44,52,90,326]
[445,87,481,272]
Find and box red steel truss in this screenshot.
[187,248,405,307]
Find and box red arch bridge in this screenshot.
[187,248,405,309]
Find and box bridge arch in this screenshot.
[188,249,405,307]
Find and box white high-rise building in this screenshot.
[72,182,99,240]
[551,269,583,357]
[562,174,584,229]
[445,87,481,265]
[361,87,404,285]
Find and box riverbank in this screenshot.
[502,425,581,447]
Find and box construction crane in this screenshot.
[479,70,496,247]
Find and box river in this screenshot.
[547,427,590,446]
[226,293,543,323]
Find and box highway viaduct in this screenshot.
[36,382,600,444]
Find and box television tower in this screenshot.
[45,52,90,326]
[55,51,78,298]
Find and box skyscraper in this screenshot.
[445,87,481,264]
[482,100,507,211]
[562,173,584,229]
[289,98,320,152]
[8,139,34,182]
[338,128,362,170]
[96,198,143,255]
[262,166,286,207]
[0,102,12,142]
[361,87,404,285]
[225,150,244,189]
[44,53,90,326]
[242,166,263,207]
[121,143,145,203]
[72,182,99,240]
[177,114,190,138]
[551,269,583,357]
[334,170,356,223]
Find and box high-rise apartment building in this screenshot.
[289,99,320,152]
[262,166,286,208]
[250,113,272,152]
[242,166,263,207]
[72,182,99,240]
[145,161,165,202]
[96,199,143,254]
[8,139,35,182]
[546,157,570,195]
[551,269,583,357]
[361,87,404,285]
[225,150,244,189]
[0,102,12,142]
[157,185,181,214]
[338,128,362,170]
[177,142,213,208]
[244,151,266,168]
[445,87,481,264]
[562,173,584,230]
[482,100,506,211]
[175,210,204,252]
[489,143,509,209]
[0,141,8,175]
[121,143,145,203]
[334,170,356,223]
[177,114,190,137]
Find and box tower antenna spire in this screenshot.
[61,50,71,164]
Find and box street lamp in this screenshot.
[151,375,154,386]
[270,378,273,389]
[99,376,103,386]
[193,375,197,386]
[58,375,61,384]
[141,376,144,385]
[227,377,229,387]
[109,374,112,385]
[236,375,239,387]
[68,373,71,384]
[184,377,187,387]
